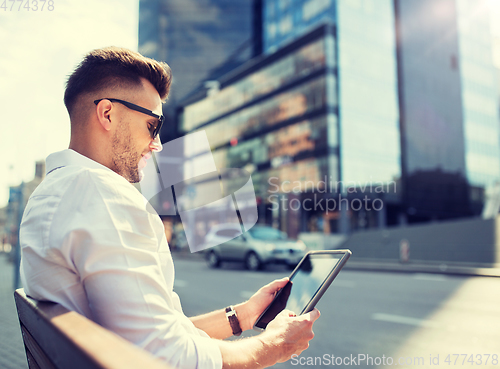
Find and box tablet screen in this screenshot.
[254,252,345,329]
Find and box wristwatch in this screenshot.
[225,306,242,336]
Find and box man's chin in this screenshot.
[136,154,151,183]
[123,168,141,183]
[137,169,145,183]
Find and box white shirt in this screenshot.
[20,149,223,369]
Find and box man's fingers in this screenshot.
[310,308,321,321]
[275,308,319,321]
[277,309,296,318]
[302,308,320,322]
[262,277,289,293]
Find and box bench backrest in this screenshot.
[14,289,171,369]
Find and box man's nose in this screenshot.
[150,135,163,152]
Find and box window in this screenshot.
[279,14,293,35]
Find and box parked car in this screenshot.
[204,224,307,271]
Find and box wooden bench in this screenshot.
[14,289,171,369]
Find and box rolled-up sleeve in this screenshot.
[52,170,223,369]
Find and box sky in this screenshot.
[0,0,139,207]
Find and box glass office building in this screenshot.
[180,23,402,235]
[138,0,256,226]
[263,0,336,53]
[263,0,401,189]
[456,0,500,187]
[260,0,401,232]
[262,0,500,225]
[175,0,500,234]
[335,1,400,188]
[139,0,254,142]
[395,0,500,221]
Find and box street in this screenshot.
[1,253,499,369]
[173,256,500,369]
[0,255,28,369]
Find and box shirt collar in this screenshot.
[45,149,114,175]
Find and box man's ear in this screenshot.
[95,99,113,132]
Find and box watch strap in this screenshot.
[225,306,242,336]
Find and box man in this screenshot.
[20,47,319,369]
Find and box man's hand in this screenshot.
[190,277,289,339]
[237,277,289,330]
[261,308,320,363]
[216,308,320,369]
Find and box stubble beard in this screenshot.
[111,121,141,183]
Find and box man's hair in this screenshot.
[64,47,172,116]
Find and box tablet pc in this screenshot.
[253,249,351,331]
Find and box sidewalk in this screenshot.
[344,259,500,277]
[0,254,28,369]
[171,249,500,277]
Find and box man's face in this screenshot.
[110,79,163,183]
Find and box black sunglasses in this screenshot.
[94,98,164,139]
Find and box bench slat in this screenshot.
[21,324,57,369]
[15,289,171,369]
[26,346,42,369]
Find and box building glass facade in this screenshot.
[260,0,401,231]
[138,0,255,221]
[183,38,328,131]
[263,0,336,53]
[336,0,400,186]
[192,76,329,148]
[180,0,500,234]
[139,0,254,143]
[139,0,254,102]
[181,23,400,235]
[395,0,500,221]
[181,27,336,234]
[456,0,500,187]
